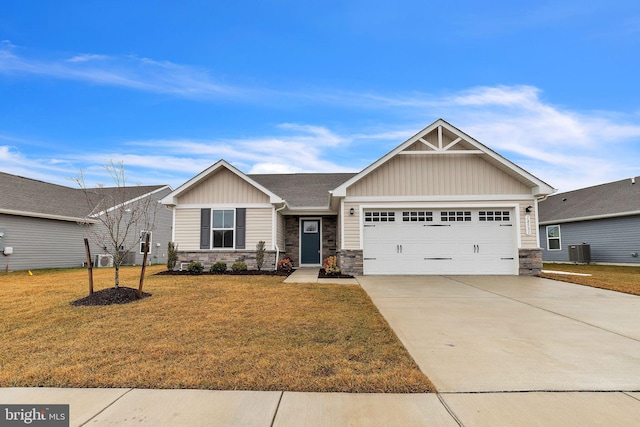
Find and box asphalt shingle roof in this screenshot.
[250,173,357,207]
[538,176,640,223]
[0,172,165,220]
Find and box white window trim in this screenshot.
[546,224,562,251]
[211,208,236,250]
[139,231,152,254]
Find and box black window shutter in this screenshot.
[200,209,211,249]
[236,208,246,249]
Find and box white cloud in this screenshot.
[0,43,239,98]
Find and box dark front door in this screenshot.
[300,219,321,265]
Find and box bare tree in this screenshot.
[75,161,160,288]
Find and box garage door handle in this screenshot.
[424,257,452,260]
[364,224,376,227]
[364,258,376,260]
[425,224,451,227]
[500,224,513,227]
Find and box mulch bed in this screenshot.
[155,269,291,276]
[71,287,151,306]
[318,269,355,279]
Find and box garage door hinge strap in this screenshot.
[364,258,376,260]
[424,257,453,260]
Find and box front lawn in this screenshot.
[0,266,434,393]
[541,263,640,296]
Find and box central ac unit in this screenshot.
[95,254,114,268]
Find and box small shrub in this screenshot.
[256,241,266,271]
[167,242,178,270]
[323,256,340,275]
[231,261,248,272]
[187,261,204,274]
[210,262,227,274]
[277,257,293,273]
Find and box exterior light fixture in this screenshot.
[349,208,355,215]
[525,206,532,213]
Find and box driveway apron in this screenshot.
[358,275,640,393]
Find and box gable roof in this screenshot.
[161,160,284,206]
[332,118,556,197]
[539,176,640,224]
[0,171,168,222]
[250,173,356,208]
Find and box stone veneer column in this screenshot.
[519,248,542,276]
[337,249,363,276]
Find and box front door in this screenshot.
[300,219,321,265]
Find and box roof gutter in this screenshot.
[539,210,640,225]
[0,209,99,224]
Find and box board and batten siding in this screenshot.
[174,207,273,251]
[177,168,270,205]
[347,155,532,197]
[0,214,87,271]
[540,215,640,264]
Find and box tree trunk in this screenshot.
[138,233,150,298]
[84,238,94,295]
[114,265,120,288]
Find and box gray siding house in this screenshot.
[0,172,173,272]
[538,176,640,265]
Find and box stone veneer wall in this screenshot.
[519,248,542,276]
[284,216,338,267]
[337,249,363,276]
[176,250,278,271]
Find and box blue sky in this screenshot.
[1,1,639,192]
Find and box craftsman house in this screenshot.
[161,119,555,275]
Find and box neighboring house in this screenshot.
[538,176,640,265]
[0,171,173,272]
[162,119,555,276]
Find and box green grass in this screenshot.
[0,266,434,393]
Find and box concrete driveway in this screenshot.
[358,275,640,393]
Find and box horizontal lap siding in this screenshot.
[174,208,201,251]
[276,212,286,250]
[541,216,640,264]
[177,168,270,205]
[175,208,273,251]
[0,214,87,271]
[246,208,273,249]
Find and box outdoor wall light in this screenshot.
[525,206,533,213]
[349,208,355,215]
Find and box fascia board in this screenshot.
[161,160,283,206]
[539,210,640,225]
[332,120,443,197]
[332,118,556,198]
[0,209,99,223]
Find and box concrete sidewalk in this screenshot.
[3,387,640,426]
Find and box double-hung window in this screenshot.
[200,208,246,250]
[139,231,152,254]
[546,225,561,250]
[212,210,234,248]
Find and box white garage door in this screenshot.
[363,209,517,275]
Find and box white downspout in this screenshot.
[274,203,287,270]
